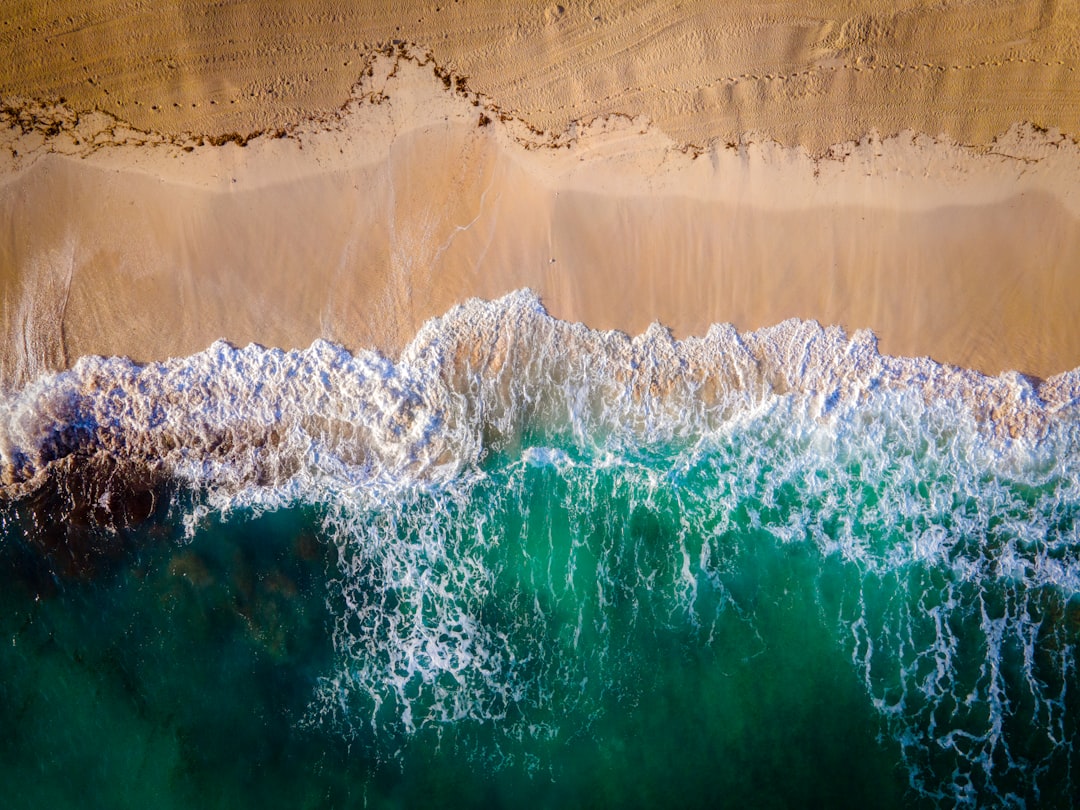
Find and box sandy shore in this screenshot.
[3,1,1079,153]
[3,6,1080,388]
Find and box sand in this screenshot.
[2,4,1080,389]
[4,1,1079,152]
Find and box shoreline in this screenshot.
[3,53,1080,390]
[3,7,1080,806]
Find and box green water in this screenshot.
[2,403,1079,808]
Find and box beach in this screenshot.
[3,4,1080,808]
[3,4,1080,385]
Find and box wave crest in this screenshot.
[2,290,1074,508]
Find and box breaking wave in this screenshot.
[2,290,1080,805]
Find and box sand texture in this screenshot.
[3,1,1080,152]
[2,4,1080,388]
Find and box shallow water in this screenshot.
[2,292,1079,807]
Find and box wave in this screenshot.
[3,290,1080,805]
[1,289,1076,506]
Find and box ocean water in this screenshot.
[2,291,1079,808]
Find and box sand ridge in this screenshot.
[6,45,1079,210]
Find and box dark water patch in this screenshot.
[0,453,170,589]
[0,501,342,810]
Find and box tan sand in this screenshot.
[2,6,1080,389]
[3,1,1079,152]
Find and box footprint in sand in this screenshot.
[544,4,566,25]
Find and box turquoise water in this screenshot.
[2,294,1079,807]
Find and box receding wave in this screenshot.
[2,289,1075,500]
[2,290,1080,806]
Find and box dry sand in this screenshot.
[4,0,1079,152]
[2,3,1080,388]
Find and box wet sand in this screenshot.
[2,7,1080,388]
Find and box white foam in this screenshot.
[3,290,1079,800]
[1,289,1075,509]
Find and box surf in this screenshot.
[2,290,1079,806]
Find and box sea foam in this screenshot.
[2,290,1079,805]
[0,289,1073,506]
